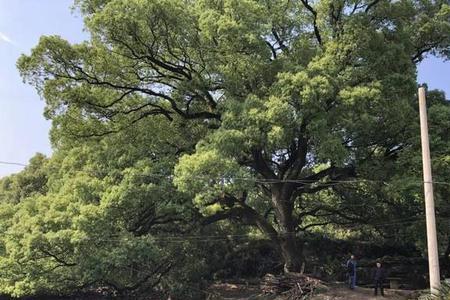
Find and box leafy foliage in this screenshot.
[0,0,449,298]
[0,123,212,298]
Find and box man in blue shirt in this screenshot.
[346,254,357,289]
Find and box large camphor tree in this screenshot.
[18,0,450,272]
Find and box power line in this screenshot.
[140,173,450,186]
[0,215,445,243]
[102,172,450,186]
[0,161,27,167]
[1,160,449,186]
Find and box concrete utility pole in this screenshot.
[418,86,441,294]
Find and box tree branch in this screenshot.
[250,149,277,180]
[298,165,356,186]
[40,249,77,267]
[300,0,323,45]
[201,204,279,243]
[365,0,381,13]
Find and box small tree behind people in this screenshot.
[346,255,357,289]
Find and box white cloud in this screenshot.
[0,31,15,45]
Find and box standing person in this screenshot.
[346,254,357,289]
[373,261,386,297]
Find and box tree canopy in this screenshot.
[0,0,449,298]
[16,0,450,272]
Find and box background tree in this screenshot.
[390,90,450,273]
[17,0,450,272]
[301,89,450,278]
[0,121,217,299]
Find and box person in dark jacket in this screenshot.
[373,262,386,296]
[346,255,357,289]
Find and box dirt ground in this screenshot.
[207,283,261,299]
[207,283,421,300]
[310,285,420,300]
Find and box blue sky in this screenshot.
[0,1,449,177]
[0,0,86,177]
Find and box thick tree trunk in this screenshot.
[272,185,304,273]
[280,233,304,273]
